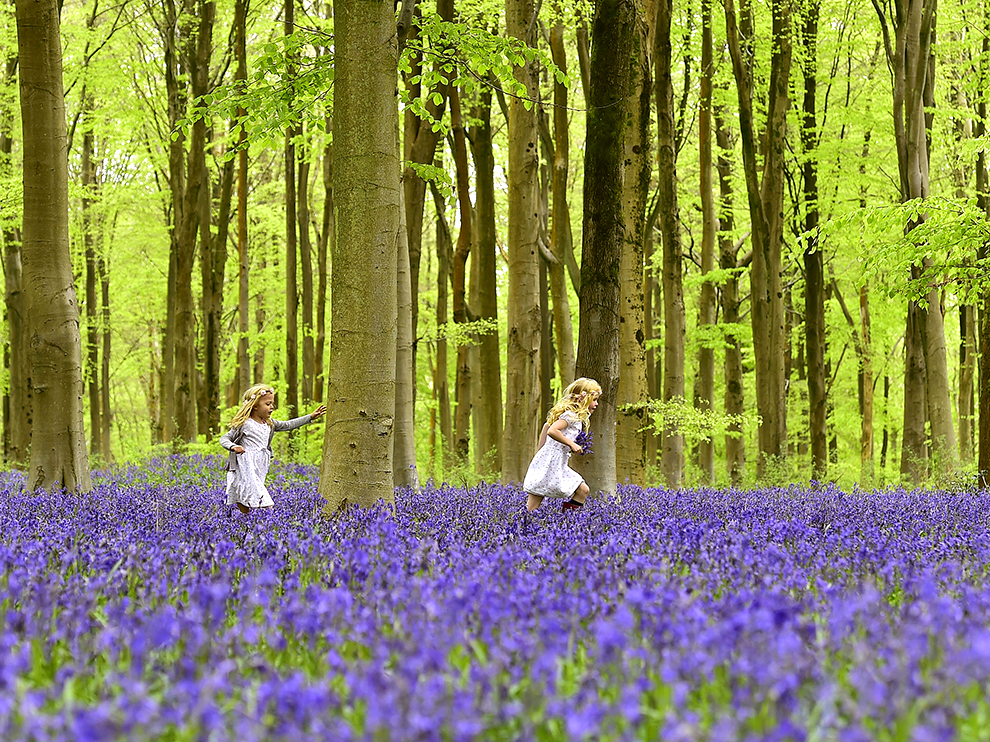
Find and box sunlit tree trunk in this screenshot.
[235,0,250,394]
[715,102,745,486]
[316,121,332,404]
[616,4,654,486]
[299,151,315,403]
[548,21,575,387]
[2,47,28,467]
[393,183,419,488]
[320,0,398,511]
[694,0,717,484]
[450,86,473,462]
[284,0,299,421]
[576,0,637,494]
[16,0,92,491]
[725,0,791,478]
[469,85,502,477]
[502,0,542,484]
[656,0,685,487]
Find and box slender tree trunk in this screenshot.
[235,0,250,394]
[576,0,637,494]
[656,0,685,487]
[393,182,419,488]
[317,118,332,404]
[16,0,92,491]
[976,10,990,484]
[320,0,398,511]
[860,284,874,482]
[502,0,543,484]
[299,153,315,403]
[725,0,791,478]
[469,85,502,478]
[548,22,575,386]
[715,104,745,486]
[616,5,654,486]
[200,145,233,437]
[284,0,299,421]
[81,96,101,459]
[801,0,827,480]
[432,184,453,461]
[694,0,716,484]
[450,86,473,462]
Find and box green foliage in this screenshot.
[420,317,498,347]
[631,396,760,450]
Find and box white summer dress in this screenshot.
[523,411,586,499]
[225,418,275,509]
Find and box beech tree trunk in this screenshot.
[694,0,717,484]
[316,122,332,404]
[715,103,745,485]
[16,0,92,491]
[801,0,827,480]
[469,85,502,478]
[616,5,654,486]
[725,0,791,478]
[548,23,575,387]
[432,185,453,463]
[393,183,419,488]
[320,0,398,511]
[502,0,543,484]
[299,153,315,403]
[2,48,28,467]
[235,0,250,395]
[576,0,637,494]
[656,0,685,487]
[450,86,473,462]
[284,0,299,421]
[875,0,955,480]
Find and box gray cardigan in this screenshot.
[219,414,312,471]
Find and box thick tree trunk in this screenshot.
[616,7,654,486]
[694,0,716,484]
[801,0,827,480]
[656,0,685,487]
[725,0,791,478]
[576,0,637,494]
[320,0,398,511]
[16,0,92,491]
[714,105,745,485]
[548,23,575,387]
[502,0,543,484]
[468,85,502,478]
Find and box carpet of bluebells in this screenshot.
[4,456,990,740]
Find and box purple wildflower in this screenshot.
[574,429,593,455]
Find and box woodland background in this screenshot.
[2,0,985,496]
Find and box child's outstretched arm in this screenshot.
[309,404,327,421]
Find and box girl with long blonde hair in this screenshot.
[522,377,601,512]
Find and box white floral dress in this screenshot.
[225,418,275,509]
[523,411,586,499]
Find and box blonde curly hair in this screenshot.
[228,384,276,429]
[545,377,602,427]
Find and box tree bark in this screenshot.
[725,0,792,478]
[393,181,419,488]
[16,0,92,491]
[320,0,398,511]
[694,0,717,484]
[548,22,575,387]
[316,120,333,404]
[299,152,315,403]
[714,104,745,485]
[616,5,654,486]
[432,183,453,463]
[801,0,827,480]
[656,0,685,487]
[450,85,472,462]
[576,0,637,494]
[284,0,299,421]
[502,0,543,484]
[235,0,250,395]
[468,84,502,478]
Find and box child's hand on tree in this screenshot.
[310,404,327,421]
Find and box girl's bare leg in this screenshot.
[571,482,590,504]
[526,493,544,512]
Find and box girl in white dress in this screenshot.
[219,384,326,513]
[523,377,601,512]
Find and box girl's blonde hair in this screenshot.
[228,384,276,429]
[545,377,601,427]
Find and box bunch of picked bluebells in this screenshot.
[574,429,593,455]
[4,455,990,739]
